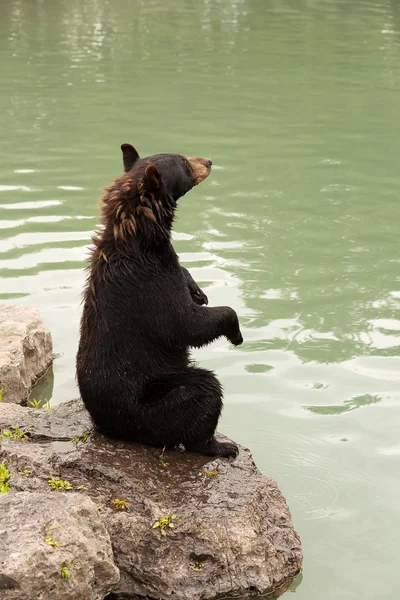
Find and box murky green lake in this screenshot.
[1,0,399,597]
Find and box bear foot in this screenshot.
[187,437,238,459]
[211,440,239,458]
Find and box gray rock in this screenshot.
[0,399,302,600]
[0,398,91,441]
[0,492,120,600]
[0,304,53,404]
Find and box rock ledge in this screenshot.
[0,399,302,600]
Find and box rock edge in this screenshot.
[0,304,53,404]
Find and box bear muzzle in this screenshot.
[186,157,212,185]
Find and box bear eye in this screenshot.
[182,157,192,176]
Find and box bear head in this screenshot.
[99,144,212,246]
[121,143,212,201]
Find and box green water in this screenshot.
[1,0,400,597]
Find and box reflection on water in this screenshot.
[1,1,400,599]
[305,393,382,415]
[27,368,54,407]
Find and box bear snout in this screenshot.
[186,156,212,185]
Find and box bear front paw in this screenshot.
[192,289,208,306]
[229,330,243,346]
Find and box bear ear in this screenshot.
[121,143,140,172]
[142,164,162,192]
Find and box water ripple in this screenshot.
[0,185,33,192]
[0,200,62,209]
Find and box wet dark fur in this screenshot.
[76,145,243,458]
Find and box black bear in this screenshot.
[76,144,243,458]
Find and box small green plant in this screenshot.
[45,535,59,549]
[72,431,89,445]
[60,565,70,581]
[18,469,32,477]
[190,561,205,571]
[43,522,60,548]
[0,460,11,493]
[113,498,132,511]
[152,514,178,536]
[1,426,31,441]
[159,446,169,468]
[28,399,40,408]
[203,467,220,478]
[48,474,73,491]
[75,485,88,491]
[28,399,41,408]
[27,399,51,410]
[0,388,3,402]
[97,505,103,511]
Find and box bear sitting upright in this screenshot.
[76,144,243,458]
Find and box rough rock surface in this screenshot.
[0,400,302,600]
[0,492,120,600]
[0,304,53,404]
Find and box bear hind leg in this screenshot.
[141,368,238,458]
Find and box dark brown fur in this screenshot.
[77,145,243,458]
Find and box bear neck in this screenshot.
[99,176,176,251]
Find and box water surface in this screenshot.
[1,1,399,598]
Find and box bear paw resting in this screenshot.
[191,287,208,306]
[184,436,239,458]
[77,144,243,459]
[181,266,208,305]
[206,439,239,458]
[224,307,243,346]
